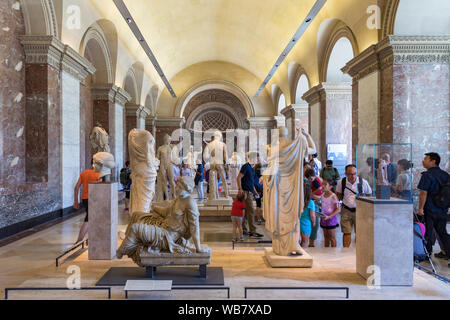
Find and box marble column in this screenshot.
[280,103,309,140]
[146,116,157,139]
[343,35,450,188]
[246,117,277,158]
[20,35,95,211]
[303,83,353,165]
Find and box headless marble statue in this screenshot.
[261,127,316,256]
[156,134,176,201]
[228,152,245,191]
[203,131,229,200]
[90,125,110,154]
[93,152,115,183]
[128,129,158,215]
[117,176,209,266]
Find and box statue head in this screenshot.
[93,152,115,180]
[213,131,222,142]
[128,129,155,165]
[90,126,110,153]
[175,176,196,197]
[163,134,171,145]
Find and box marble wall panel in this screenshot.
[310,102,321,161]
[358,72,380,145]
[379,65,394,143]
[115,103,124,173]
[0,0,26,186]
[61,71,80,208]
[80,75,93,171]
[325,98,353,164]
[393,64,450,186]
[93,99,115,158]
[352,81,358,161]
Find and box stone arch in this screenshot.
[271,84,286,115]
[123,69,139,105]
[185,102,241,132]
[317,19,359,83]
[80,20,117,84]
[182,89,249,130]
[289,63,311,104]
[393,0,450,36]
[20,0,59,37]
[174,79,255,118]
[381,0,400,38]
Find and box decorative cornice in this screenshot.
[246,117,277,129]
[281,103,309,119]
[19,35,95,81]
[302,85,324,105]
[302,82,351,103]
[343,35,450,80]
[155,117,185,127]
[125,104,150,119]
[91,83,131,106]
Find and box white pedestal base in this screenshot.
[264,247,313,268]
[206,197,233,207]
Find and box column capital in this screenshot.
[343,35,450,80]
[246,117,277,129]
[281,103,309,119]
[19,35,96,81]
[91,84,131,106]
[303,82,352,103]
[155,117,185,127]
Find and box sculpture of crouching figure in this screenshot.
[116,176,209,266]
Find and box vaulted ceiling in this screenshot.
[121,0,318,82]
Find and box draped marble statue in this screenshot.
[117,176,208,266]
[203,131,229,200]
[228,151,245,191]
[128,129,158,215]
[185,146,198,176]
[262,127,316,256]
[90,125,110,154]
[93,152,115,183]
[155,134,176,201]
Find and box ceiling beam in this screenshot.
[113,0,177,98]
[255,0,327,97]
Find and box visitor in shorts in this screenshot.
[300,182,317,247]
[237,152,263,238]
[73,160,100,244]
[320,179,340,247]
[336,164,372,247]
[253,162,264,225]
[231,193,246,242]
[194,161,204,200]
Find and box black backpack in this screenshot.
[120,168,131,186]
[339,176,363,200]
[427,170,450,210]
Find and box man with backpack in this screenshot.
[120,161,132,213]
[336,164,372,247]
[320,160,341,189]
[417,152,450,261]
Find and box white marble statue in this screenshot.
[185,146,198,176]
[117,176,209,266]
[90,125,110,154]
[203,131,229,200]
[93,152,115,183]
[155,134,176,201]
[261,127,316,256]
[128,129,158,215]
[228,151,245,190]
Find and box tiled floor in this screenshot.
[0,202,448,300]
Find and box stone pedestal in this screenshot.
[264,248,313,268]
[356,197,413,286]
[88,182,118,260]
[206,197,233,207]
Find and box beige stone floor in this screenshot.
[0,204,449,300]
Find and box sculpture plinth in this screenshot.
[206,197,233,207]
[264,248,313,268]
[88,182,118,260]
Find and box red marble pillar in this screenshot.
[80,74,93,171]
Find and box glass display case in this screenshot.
[356,143,413,202]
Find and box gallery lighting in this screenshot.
[113,0,177,98]
[254,0,327,97]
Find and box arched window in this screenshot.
[295,74,309,104]
[326,37,353,83]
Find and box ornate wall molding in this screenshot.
[19,35,95,81]
[343,35,450,80]
[246,117,277,129]
[381,0,400,39]
[185,102,246,131]
[155,117,185,128]
[91,83,131,106]
[281,103,309,119]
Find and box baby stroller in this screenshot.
[413,212,437,274]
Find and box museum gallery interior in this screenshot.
[0,0,448,301]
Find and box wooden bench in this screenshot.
[140,245,211,279]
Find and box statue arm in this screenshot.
[301,128,317,155]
